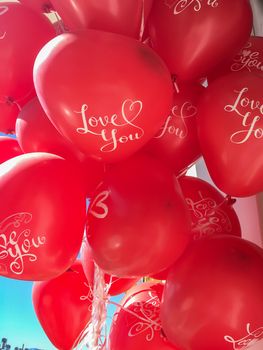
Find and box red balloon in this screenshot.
[179,176,241,239]
[19,0,53,13]
[50,0,153,38]
[0,153,86,280]
[0,3,55,102]
[161,235,263,350]
[109,282,178,350]
[86,153,191,277]
[144,82,203,174]
[34,31,173,163]
[148,0,252,81]
[0,136,23,164]
[81,239,138,296]
[16,97,104,198]
[32,261,93,350]
[198,71,263,197]
[209,36,263,81]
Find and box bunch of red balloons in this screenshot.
[1,1,263,349]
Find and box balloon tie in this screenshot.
[172,76,180,93]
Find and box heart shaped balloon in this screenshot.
[109,282,178,350]
[32,261,93,350]
[0,136,23,164]
[34,31,173,163]
[50,0,153,38]
[81,239,138,296]
[0,3,54,103]
[144,82,203,174]
[148,0,252,81]
[179,176,241,240]
[86,153,191,277]
[198,71,263,197]
[16,98,104,198]
[0,153,86,280]
[209,36,263,81]
[161,235,263,350]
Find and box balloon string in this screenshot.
[86,264,108,350]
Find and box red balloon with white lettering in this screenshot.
[34,31,173,163]
[109,282,178,350]
[81,240,138,296]
[0,153,86,280]
[33,261,92,350]
[209,36,263,81]
[0,136,23,164]
[148,0,252,81]
[198,71,263,197]
[0,3,54,112]
[16,98,104,198]
[86,153,191,277]
[179,176,241,239]
[50,0,153,38]
[144,82,203,174]
[161,235,263,350]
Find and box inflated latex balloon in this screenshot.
[16,98,104,198]
[148,0,252,81]
[109,282,178,350]
[34,30,173,163]
[161,235,263,350]
[19,0,53,13]
[81,239,138,296]
[144,82,203,174]
[209,36,263,81]
[50,0,153,38]
[32,261,92,350]
[0,3,54,104]
[179,176,241,239]
[86,153,191,277]
[0,136,23,164]
[0,153,86,280]
[198,71,263,197]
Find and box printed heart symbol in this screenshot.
[242,49,251,57]
[198,71,263,197]
[34,31,173,163]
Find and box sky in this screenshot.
[0,275,122,350]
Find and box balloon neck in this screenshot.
[225,195,236,206]
[171,75,180,93]
[43,3,53,13]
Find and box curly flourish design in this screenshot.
[164,0,218,14]
[224,323,263,350]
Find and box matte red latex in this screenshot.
[16,98,104,198]
[86,153,191,277]
[0,3,54,102]
[148,0,252,81]
[0,153,86,280]
[209,36,263,81]
[0,136,23,164]
[32,261,92,350]
[179,176,241,240]
[144,82,203,174]
[109,282,178,350]
[161,235,263,350]
[19,0,53,13]
[34,31,173,163]
[50,0,153,38]
[198,71,263,197]
[81,239,138,296]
